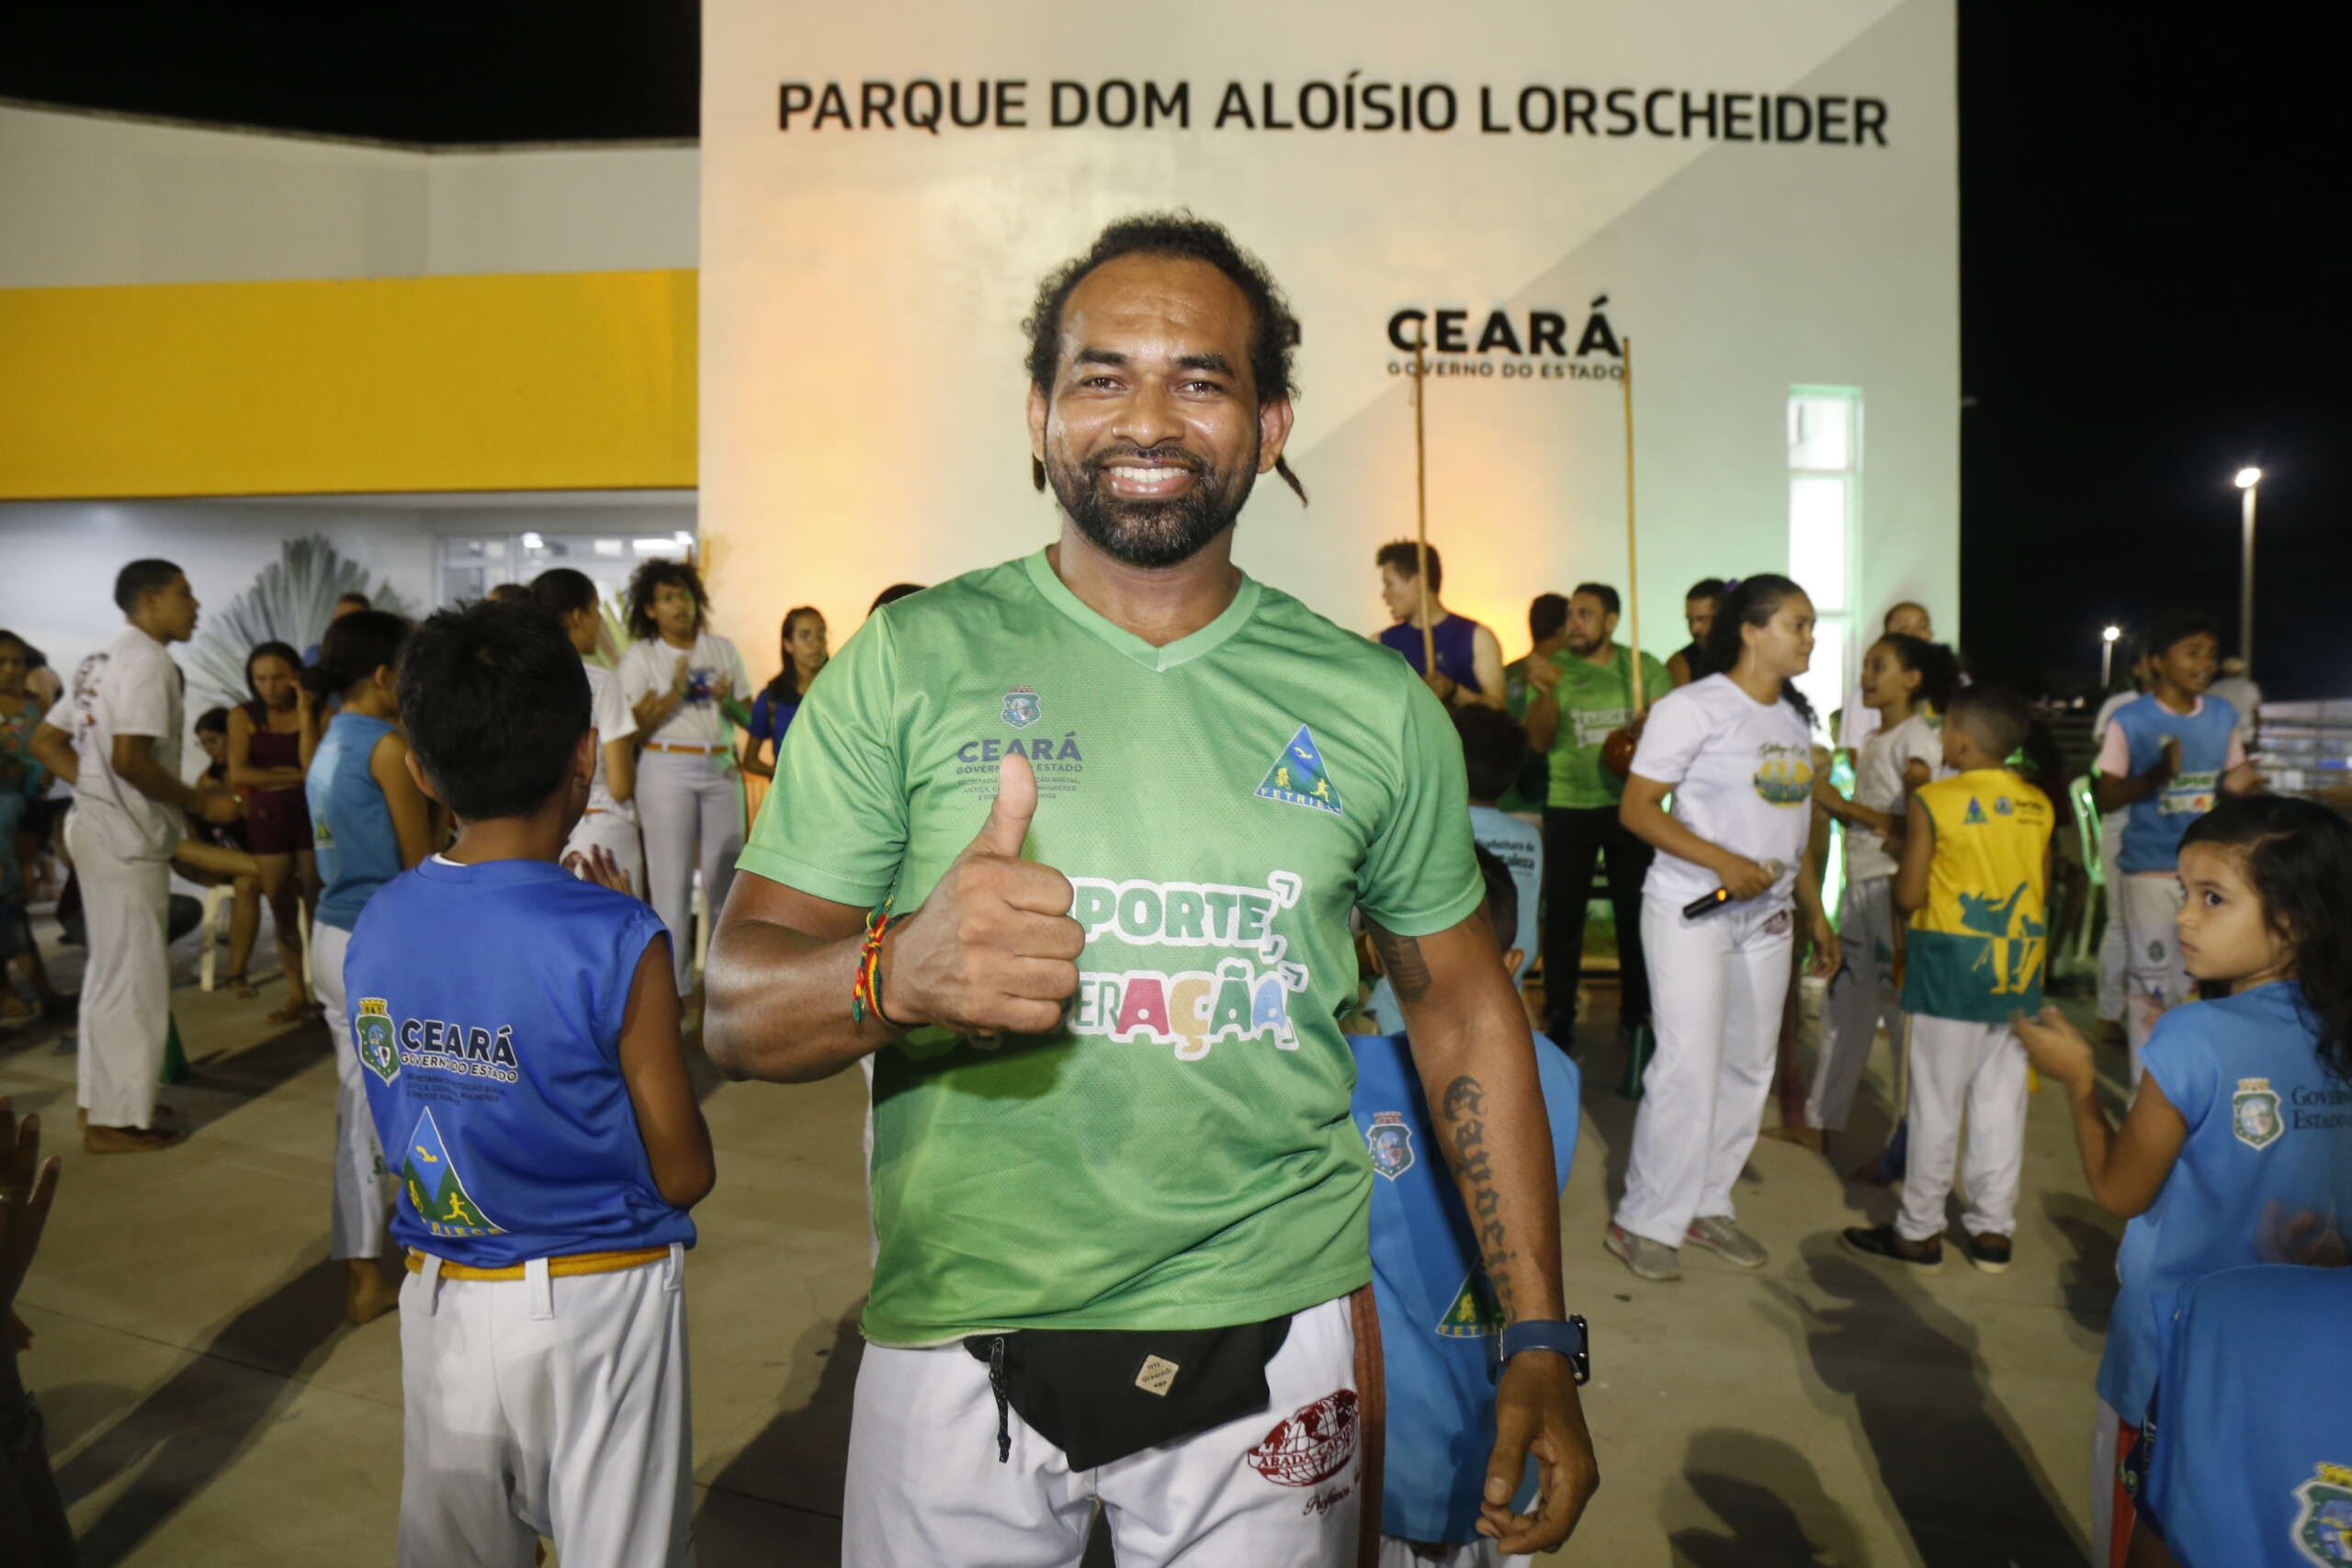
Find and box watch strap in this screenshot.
[1495,1315,1590,1385]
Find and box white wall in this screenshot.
[695,0,1960,689]
[0,105,697,288]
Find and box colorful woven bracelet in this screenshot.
[851,897,907,1029]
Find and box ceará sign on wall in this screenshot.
[1386,296,1623,381]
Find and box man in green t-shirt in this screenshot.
[1522,583,1670,1050]
[705,215,1595,1565]
[1499,592,1570,813]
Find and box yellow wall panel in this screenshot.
[0,269,696,499]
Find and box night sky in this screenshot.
[4,3,2338,697]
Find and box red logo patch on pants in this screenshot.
[1247,1390,1358,1487]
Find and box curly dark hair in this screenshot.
[1872,632,1962,714]
[625,559,709,644]
[1702,573,1816,729]
[1022,212,1306,503]
[2181,795,2352,1081]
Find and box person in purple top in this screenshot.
[1375,540,1506,711]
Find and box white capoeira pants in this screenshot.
[398,1245,693,1568]
[311,919,390,1260]
[562,807,646,902]
[1807,874,1904,1134]
[1895,1014,2028,1242]
[1614,895,1795,1249]
[2119,874,2188,1087]
[1378,1536,1531,1568]
[65,814,171,1130]
[843,1295,1359,1568]
[2096,815,2127,1021]
[636,750,741,995]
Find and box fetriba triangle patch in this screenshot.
[1254,725,1343,817]
[401,1106,504,1237]
[1434,1266,1507,1338]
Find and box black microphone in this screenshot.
[1681,860,1790,919]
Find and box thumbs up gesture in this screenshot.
[880,752,1085,1035]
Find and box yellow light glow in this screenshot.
[2234,467,2263,489]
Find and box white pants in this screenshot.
[398,1245,693,1568]
[1807,874,1903,1133]
[311,920,390,1260]
[1895,1014,2028,1242]
[2096,815,2127,1021]
[65,814,170,1129]
[2119,874,2188,1087]
[1378,1537,1530,1568]
[843,1295,1359,1568]
[1615,896,1795,1248]
[562,808,646,902]
[636,750,741,995]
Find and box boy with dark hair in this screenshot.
[1355,844,1583,1567]
[1666,580,1725,688]
[2094,610,2262,1081]
[345,601,714,1567]
[1376,540,1507,710]
[1843,685,2057,1274]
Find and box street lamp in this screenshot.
[2101,624,2122,689]
[2234,467,2262,672]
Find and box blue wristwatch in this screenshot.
[1492,1315,1591,1385]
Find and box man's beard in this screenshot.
[1566,632,1603,658]
[1048,441,1257,569]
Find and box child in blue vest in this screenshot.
[2017,794,2352,1568]
[345,601,715,1568]
[1354,845,1582,1568]
[2127,1264,2352,1568]
[2094,612,2263,1083]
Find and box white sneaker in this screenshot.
[1685,1215,1770,1269]
[1605,1223,1681,1282]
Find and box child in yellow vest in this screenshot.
[1843,684,2063,1273]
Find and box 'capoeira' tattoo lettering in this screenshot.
[1440,1073,1521,1311]
[1368,923,1433,1004]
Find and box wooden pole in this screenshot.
[1620,335,1644,715]
[1411,338,1436,679]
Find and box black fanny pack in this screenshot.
[963,1314,1292,1472]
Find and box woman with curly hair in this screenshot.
[616,559,749,996]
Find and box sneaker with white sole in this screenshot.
[1685,1215,1769,1269]
[1964,1232,2013,1274]
[1840,1223,1945,1274]
[1604,1223,1681,1282]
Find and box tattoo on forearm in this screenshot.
[1370,924,1434,1004]
[1441,1074,1520,1309]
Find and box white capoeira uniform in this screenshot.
[618,631,749,994]
[561,659,644,897]
[311,919,389,1260]
[843,1295,1359,1568]
[1808,711,1945,1133]
[399,1246,692,1568]
[50,626,185,1130]
[2088,692,2134,1023]
[1895,1015,2028,1242]
[1614,675,1815,1248]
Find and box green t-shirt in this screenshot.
[739,550,1484,1345]
[1545,644,1671,809]
[1498,655,1550,813]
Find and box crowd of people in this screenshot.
[2,211,2346,1568]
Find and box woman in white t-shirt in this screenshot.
[1605,573,1842,1282]
[1804,631,1960,1148]
[617,560,750,996]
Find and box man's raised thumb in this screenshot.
[971,750,1038,858]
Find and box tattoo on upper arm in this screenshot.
[1369,924,1434,1004]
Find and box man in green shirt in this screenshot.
[1499,592,1570,813]
[1523,583,1670,1050]
[706,215,1595,1565]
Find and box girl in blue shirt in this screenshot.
[303,611,438,1325]
[2018,794,2352,1568]
[738,605,827,781]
